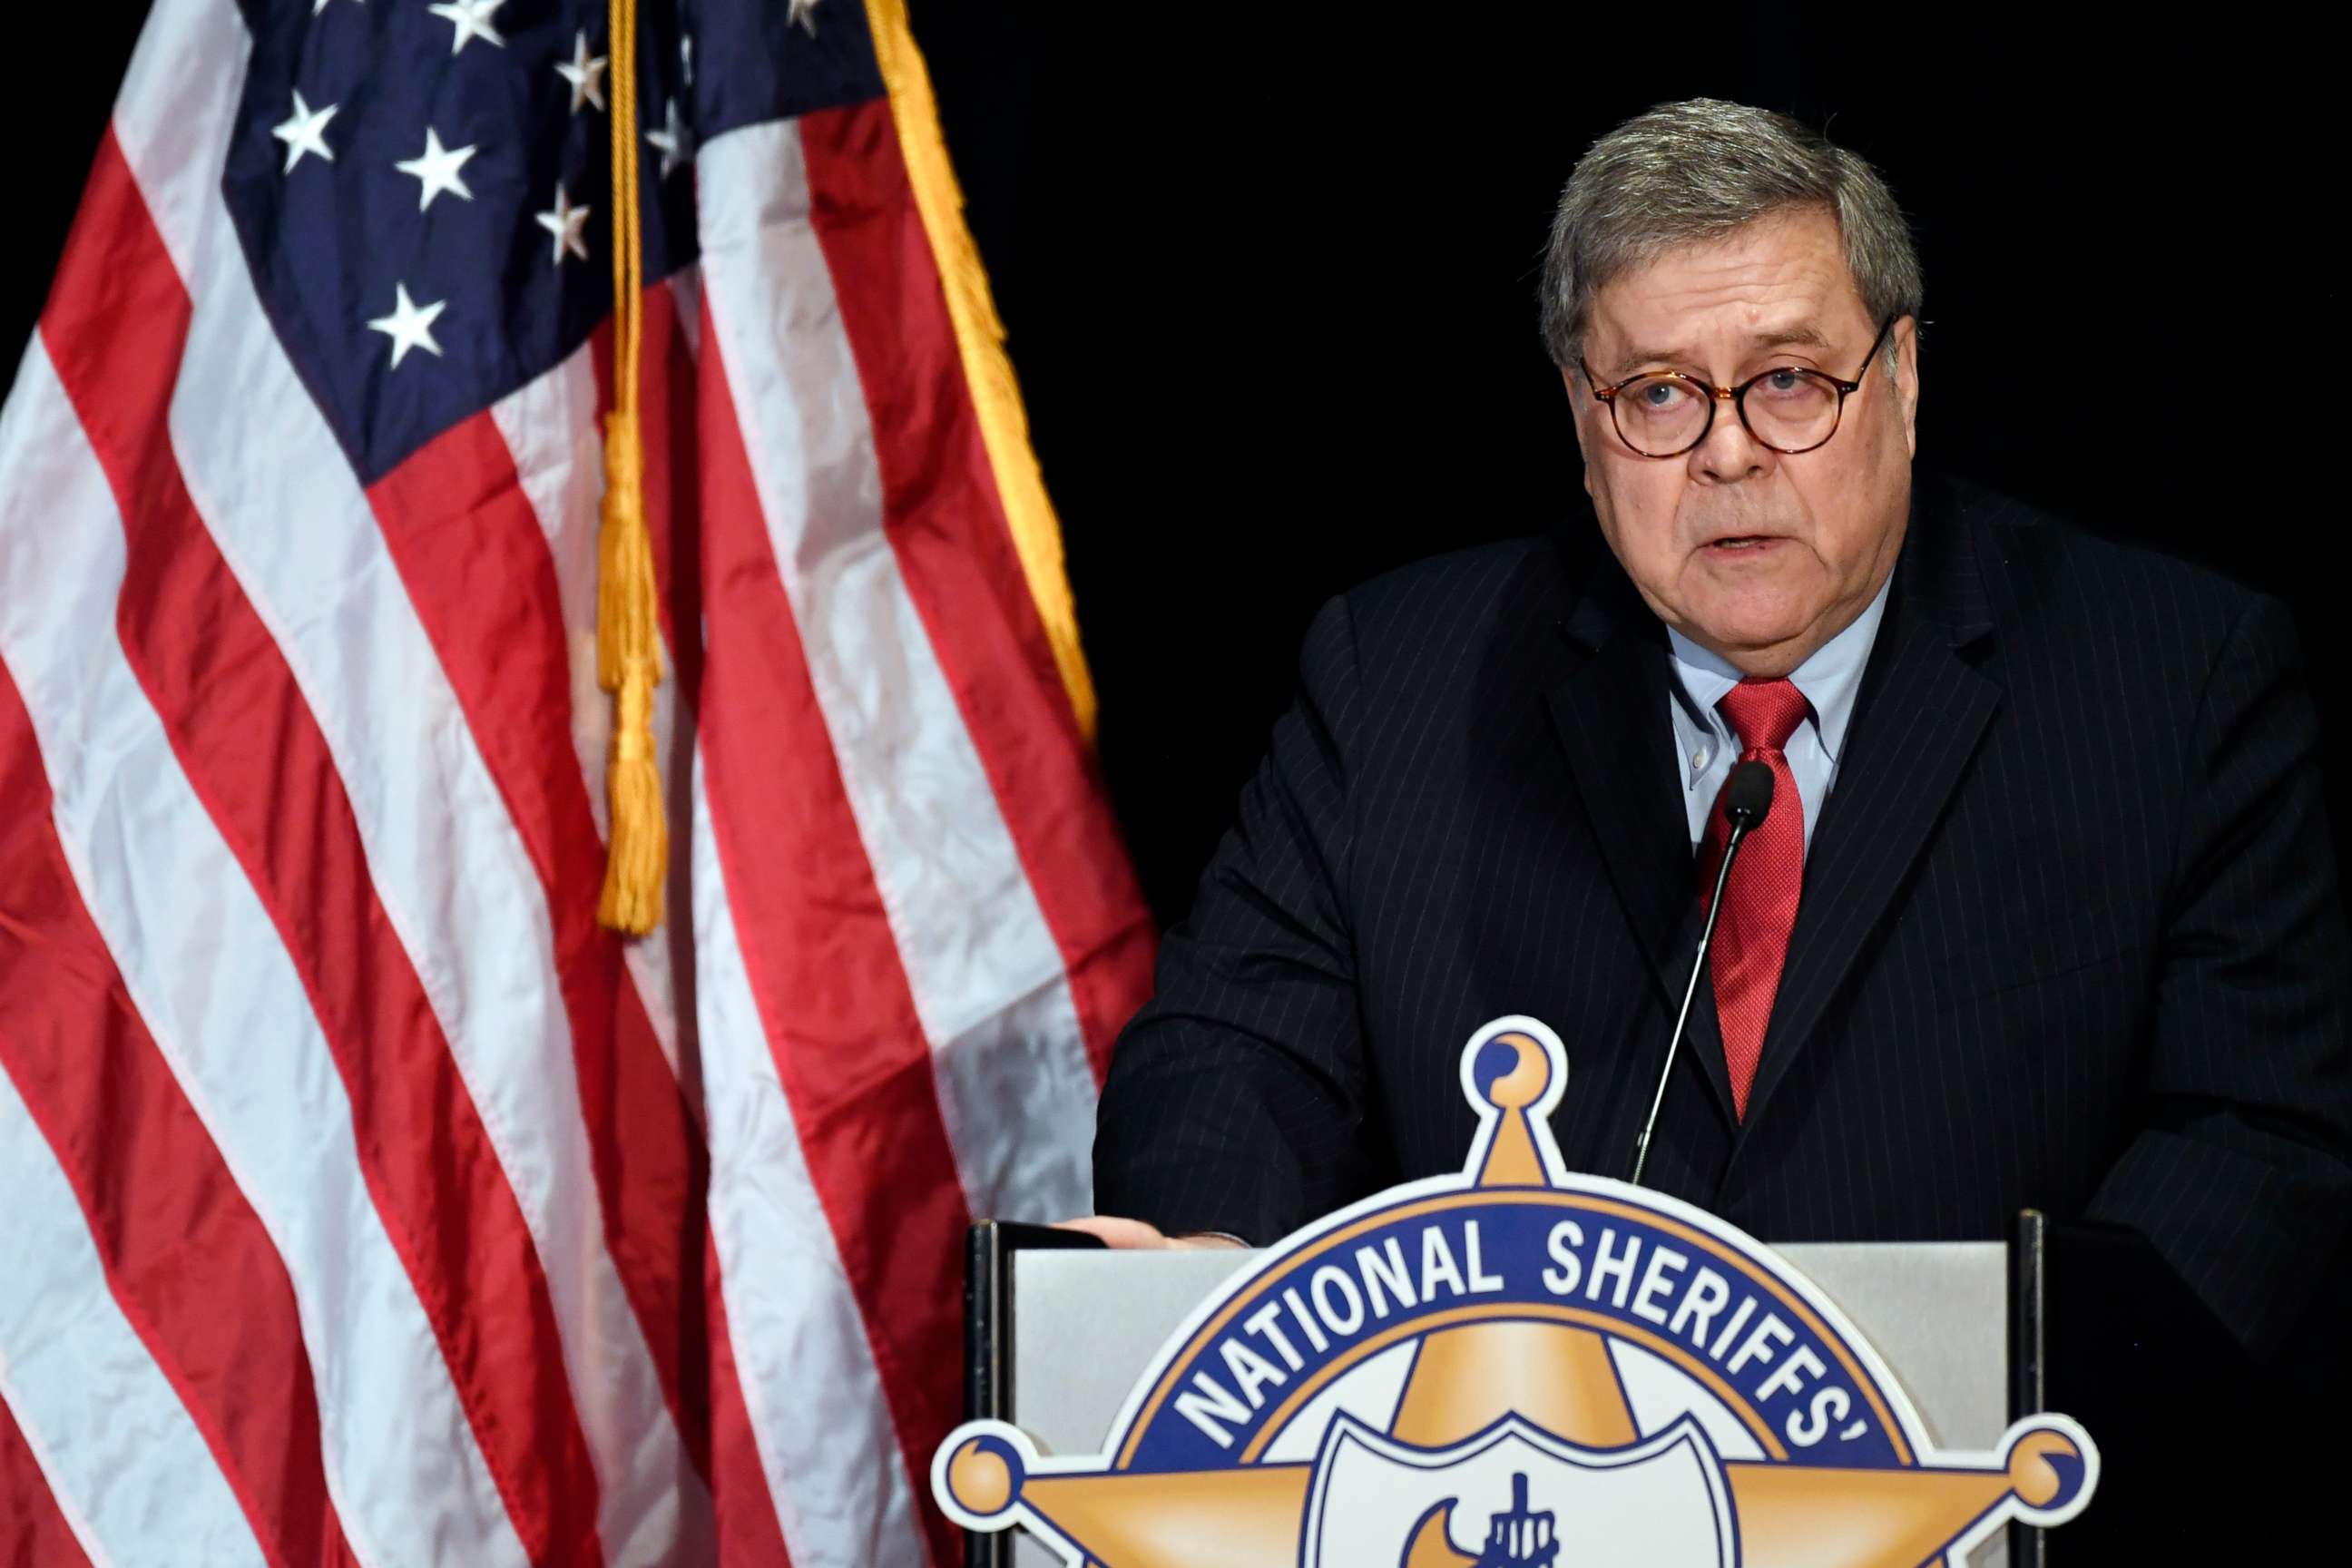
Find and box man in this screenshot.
[1083,100,2351,1382]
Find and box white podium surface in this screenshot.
[1004,1241,2010,1567]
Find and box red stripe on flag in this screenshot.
[39,132,603,1567]
[799,102,1159,1080]
[368,408,718,1484]
[0,658,358,1568]
[694,290,967,1567]
[0,1386,90,1568]
[616,279,798,1566]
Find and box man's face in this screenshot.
[1564,206,1919,676]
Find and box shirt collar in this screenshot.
[1663,571,1893,763]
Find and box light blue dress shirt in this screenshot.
[1665,573,1893,852]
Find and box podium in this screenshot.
[965,1214,2053,1568]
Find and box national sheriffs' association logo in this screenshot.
[933,1016,2100,1566]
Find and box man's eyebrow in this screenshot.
[1751,323,1832,351]
[1604,324,1834,377]
[1606,346,1690,375]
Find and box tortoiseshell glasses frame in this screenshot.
[1578,316,1898,458]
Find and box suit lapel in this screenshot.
[1546,554,1739,1129]
[1730,496,2001,1152]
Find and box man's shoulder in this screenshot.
[1928,473,2267,657]
[1342,532,1570,622]
[1316,528,1588,676]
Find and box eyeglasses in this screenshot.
[1578,317,1897,458]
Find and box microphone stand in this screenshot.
[1629,784,1764,1188]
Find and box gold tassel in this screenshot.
[595,0,663,934]
[596,408,664,933]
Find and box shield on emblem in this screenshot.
[1301,1411,1737,1568]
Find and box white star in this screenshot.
[535,183,593,265]
[554,30,607,114]
[427,0,505,55]
[393,127,477,211]
[787,0,820,34]
[271,89,338,173]
[646,98,692,179]
[368,283,446,368]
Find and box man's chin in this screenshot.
[1674,580,1797,639]
[1676,594,1818,660]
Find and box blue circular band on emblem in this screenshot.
[1123,1194,1905,1475]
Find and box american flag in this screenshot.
[0,1,1156,1563]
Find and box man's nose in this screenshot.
[1687,390,1774,484]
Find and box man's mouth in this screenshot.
[1703,534,1787,552]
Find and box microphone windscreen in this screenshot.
[1725,760,1775,826]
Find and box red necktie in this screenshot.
[1697,678,1809,1121]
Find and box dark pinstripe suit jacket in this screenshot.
[1095,471,2352,1359]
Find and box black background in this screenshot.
[6,5,2342,1556]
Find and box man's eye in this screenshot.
[1637,381,1686,408]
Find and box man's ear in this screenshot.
[1893,316,1921,460]
[1560,365,1600,498]
[1560,364,1591,464]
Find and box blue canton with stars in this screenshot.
[222,0,885,485]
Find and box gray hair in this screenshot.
[1538,99,1921,377]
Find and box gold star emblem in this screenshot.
[941,1024,2095,1565]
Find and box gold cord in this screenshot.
[595,0,664,934]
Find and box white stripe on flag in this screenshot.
[691,746,926,1567]
[107,10,706,1555]
[0,1069,262,1568]
[488,338,691,1086]
[0,338,529,1568]
[697,119,1099,1220]
[104,0,241,288]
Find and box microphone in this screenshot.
[1629,760,1774,1187]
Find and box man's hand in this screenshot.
[1054,1216,1246,1250]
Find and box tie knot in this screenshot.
[1719,677,1809,753]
